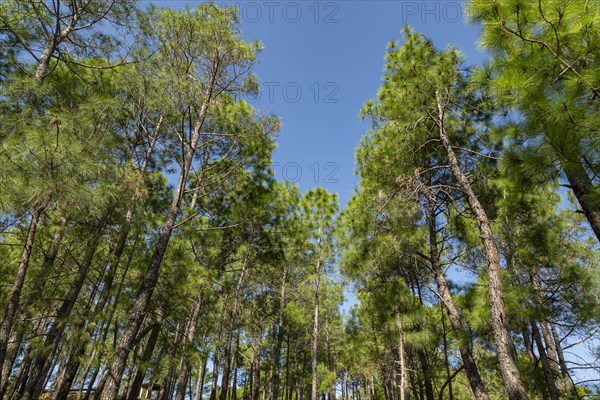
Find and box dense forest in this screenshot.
[0,0,599,399]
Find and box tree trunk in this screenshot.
[549,322,573,395]
[0,325,25,398]
[7,343,32,400]
[209,347,221,400]
[175,290,204,400]
[75,347,96,400]
[54,221,132,400]
[126,321,162,400]
[251,349,261,400]
[530,322,560,400]
[435,90,529,400]
[195,355,208,400]
[422,192,489,400]
[22,214,109,400]
[220,247,251,400]
[34,11,80,85]
[0,206,44,384]
[310,261,321,400]
[325,318,336,400]
[99,80,216,400]
[418,351,434,400]
[284,335,291,400]
[440,307,454,400]
[231,330,240,400]
[271,266,288,400]
[394,311,409,400]
[561,158,600,242]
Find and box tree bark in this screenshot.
[561,158,600,242]
[33,6,82,84]
[435,90,529,400]
[530,321,560,400]
[549,321,573,395]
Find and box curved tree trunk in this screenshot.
[435,90,529,400]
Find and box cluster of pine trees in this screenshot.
[0,0,598,400]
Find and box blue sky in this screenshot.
[157,1,485,207]
[228,1,485,207]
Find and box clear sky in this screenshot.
[226,0,485,207]
[154,1,485,207]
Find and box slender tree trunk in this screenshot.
[22,214,110,400]
[209,347,221,400]
[126,321,162,400]
[0,206,44,384]
[0,326,24,398]
[549,322,573,395]
[284,336,291,400]
[195,355,208,400]
[422,193,490,400]
[34,19,76,85]
[231,330,240,400]
[175,290,204,400]
[418,351,434,400]
[220,247,251,400]
[7,344,32,400]
[435,90,528,400]
[252,348,261,400]
[53,347,84,400]
[530,322,560,400]
[529,275,565,395]
[91,240,137,400]
[161,320,185,400]
[76,347,96,400]
[310,261,321,400]
[99,80,216,400]
[394,311,409,400]
[54,223,130,400]
[325,318,336,400]
[561,159,600,242]
[272,266,287,400]
[432,296,482,396]
[440,307,454,400]
[84,363,104,400]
